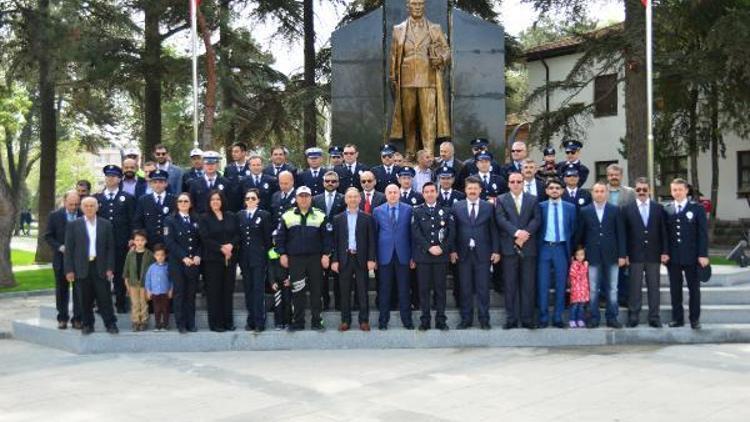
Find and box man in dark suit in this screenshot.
[264,145,298,178]
[623,178,669,328]
[44,190,82,329]
[188,150,231,214]
[521,159,547,201]
[371,144,401,193]
[537,179,577,328]
[450,176,500,330]
[359,171,386,214]
[556,139,589,187]
[64,197,119,335]
[223,142,250,211]
[94,165,136,314]
[313,171,346,310]
[240,155,278,212]
[501,141,529,179]
[181,148,205,192]
[398,166,424,207]
[431,141,464,189]
[412,182,455,330]
[561,168,592,210]
[335,143,369,193]
[133,169,176,247]
[331,188,377,331]
[495,172,541,329]
[270,170,297,228]
[576,181,627,328]
[664,178,709,329]
[373,184,414,329]
[296,147,326,196]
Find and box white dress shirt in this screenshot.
[85,217,97,260]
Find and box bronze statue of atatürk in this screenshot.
[389,0,451,160]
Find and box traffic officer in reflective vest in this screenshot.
[411,182,455,330]
[95,164,135,313]
[274,186,333,331]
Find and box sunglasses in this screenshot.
[324,179,339,184]
[154,152,167,156]
[343,151,355,155]
[361,179,375,183]
[635,188,649,193]
[245,196,258,201]
[565,151,577,155]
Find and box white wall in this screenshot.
[524,53,749,221]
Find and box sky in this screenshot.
[246,0,625,76]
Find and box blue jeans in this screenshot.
[537,244,569,324]
[589,263,619,323]
[570,303,585,321]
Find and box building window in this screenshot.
[739,151,750,194]
[660,155,688,185]
[595,160,618,183]
[594,74,618,117]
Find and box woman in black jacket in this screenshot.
[164,192,202,334]
[198,190,239,332]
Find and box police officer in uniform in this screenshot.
[181,148,205,192]
[458,138,502,186]
[134,169,175,247]
[412,182,455,330]
[270,170,296,228]
[371,144,401,193]
[223,142,250,211]
[556,140,589,187]
[538,146,558,180]
[664,178,709,329]
[188,151,230,214]
[296,147,326,196]
[274,186,333,331]
[164,192,202,333]
[561,168,592,210]
[95,165,135,313]
[328,145,344,169]
[473,151,507,203]
[240,155,278,212]
[398,166,424,207]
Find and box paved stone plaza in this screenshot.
[0,339,749,421]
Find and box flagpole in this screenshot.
[191,0,199,149]
[645,0,655,193]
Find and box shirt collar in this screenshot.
[675,199,688,209]
[639,198,650,207]
[594,201,607,210]
[105,188,119,196]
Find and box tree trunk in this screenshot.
[219,0,235,155]
[624,0,648,184]
[34,0,57,265]
[709,83,720,225]
[143,1,162,156]
[687,87,700,192]
[198,10,217,149]
[303,0,317,149]
[0,207,16,287]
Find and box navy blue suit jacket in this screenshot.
[575,202,626,266]
[451,199,499,264]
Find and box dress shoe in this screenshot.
[378,323,388,330]
[538,322,549,329]
[57,321,67,330]
[107,325,119,334]
[418,323,430,331]
[668,321,684,328]
[255,326,265,333]
[360,322,371,332]
[649,321,663,328]
[436,322,449,331]
[503,322,517,330]
[72,321,82,330]
[211,327,226,333]
[338,322,350,332]
[521,323,537,330]
[586,321,599,329]
[81,326,94,335]
[456,321,472,330]
[607,320,623,329]
[628,321,639,328]
[188,326,198,332]
[226,325,237,331]
[552,321,565,329]
[403,324,415,330]
[690,321,702,330]
[245,324,255,331]
[311,322,324,331]
[179,327,187,334]
[480,322,491,330]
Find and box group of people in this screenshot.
[43,137,709,335]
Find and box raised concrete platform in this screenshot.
[12,318,750,354]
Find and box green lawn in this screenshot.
[11,249,37,266]
[710,255,735,266]
[0,268,54,293]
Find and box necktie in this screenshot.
[326,194,333,215]
[275,166,280,175]
[515,196,522,214]
[247,211,253,222]
[390,206,396,225]
[282,192,287,201]
[470,202,476,223]
[349,165,354,175]
[156,195,162,207]
[313,170,318,179]
[183,215,190,224]
[386,166,391,176]
[553,202,561,242]
[364,193,372,214]
[443,191,449,202]
[483,175,489,185]
[402,191,407,199]
[255,175,260,185]
[677,204,682,214]
[640,202,649,226]
[197,170,203,178]
[525,182,531,194]
[108,192,114,201]
[208,178,214,189]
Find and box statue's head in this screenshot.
[406,0,425,19]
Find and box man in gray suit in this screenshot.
[606,163,635,207]
[495,172,541,329]
[154,143,184,194]
[64,197,119,335]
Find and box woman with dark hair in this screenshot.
[164,192,202,333]
[237,188,274,332]
[198,190,239,332]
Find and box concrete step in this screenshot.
[37,303,750,330]
[12,318,750,354]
